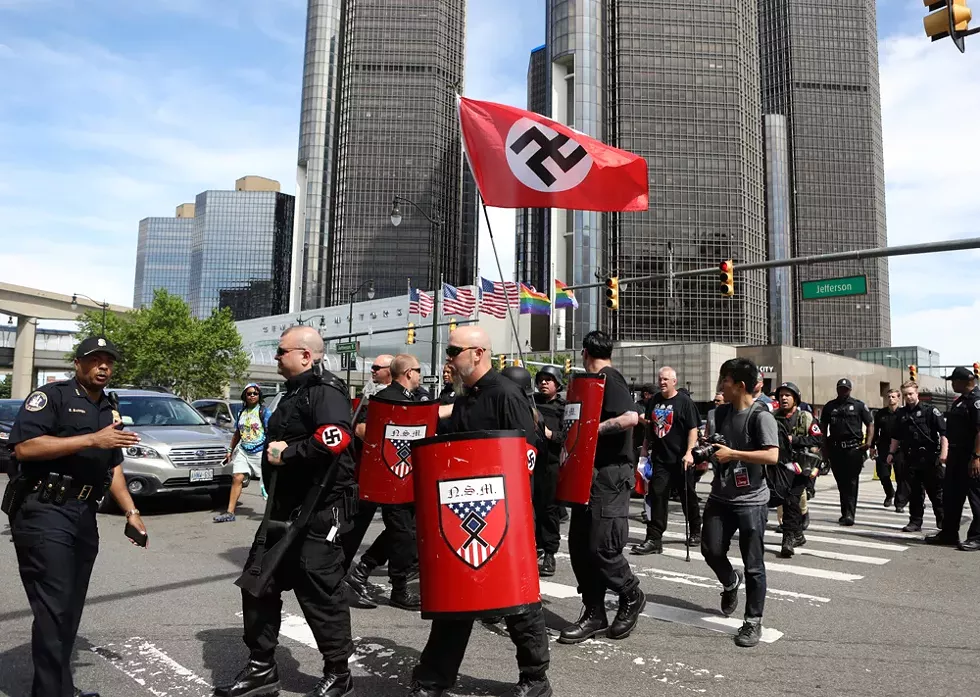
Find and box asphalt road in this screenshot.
[1,471,978,697]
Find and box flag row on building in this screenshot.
[408,278,578,318]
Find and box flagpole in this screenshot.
[431,275,442,376]
[479,197,525,368]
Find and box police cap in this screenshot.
[836,378,853,390]
[942,366,976,381]
[75,336,121,361]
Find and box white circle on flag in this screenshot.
[504,118,593,193]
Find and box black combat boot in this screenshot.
[347,558,375,594]
[538,552,556,577]
[389,579,421,611]
[558,604,608,644]
[779,533,796,558]
[630,538,662,555]
[343,579,377,610]
[214,657,280,697]
[408,682,445,696]
[607,585,647,640]
[502,676,553,697]
[304,671,353,697]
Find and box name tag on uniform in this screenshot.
[733,464,750,488]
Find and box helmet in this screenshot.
[501,366,534,396]
[535,365,564,388]
[776,381,801,405]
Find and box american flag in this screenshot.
[443,283,477,316]
[448,498,498,567]
[479,277,519,319]
[388,437,413,478]
[409,288,433,318]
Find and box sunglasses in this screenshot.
[371,364,390,372]
[275,347,305,357]
[245,391,259,397]
[408,367,422,375]
[446,345,480,358]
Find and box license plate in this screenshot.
[190,468,214,483]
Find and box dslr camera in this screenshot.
[691,433,727,471]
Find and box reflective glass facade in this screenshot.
[602,0,768,343]
[765,114,793,345]
[836,346,942,378]
[759,0,890,350]
[295,0,470,307]
[188,191,294,320]
[516,46,550,292]
[133,217,194,308]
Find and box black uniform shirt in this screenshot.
[894,401,945,454]
[445,369,534,442]
[820,396,873,445]
[376,383,419,404]
[266,369,354,517]
[873,407,902,450]
[595,366,635,467]
[439,384,458,405]
[9,378,123,485]
[534,393,566,463]
[945,386,980,454]
[645,390,700,465]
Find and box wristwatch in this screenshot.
[124,508,140,519]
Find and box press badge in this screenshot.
[733,464,750,488]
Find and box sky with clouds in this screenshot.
[0,0,977,364]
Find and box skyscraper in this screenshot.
[515,46,550,294]
[759,0,890,350]
[538,0,768,345]
[290,0,473,310]
[133,205,195,309]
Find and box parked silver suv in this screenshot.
[109,389,233,505]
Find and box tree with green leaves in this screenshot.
[0,374,11,399]
[73,290,250,400]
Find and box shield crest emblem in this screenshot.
[382,423,428,479]
[652,405,674,439]
[438,476,508,570]
[559,402,582,468]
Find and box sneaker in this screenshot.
[902,522,922,533]
[733,620,762,648]
[720,569,742,617]
[259,483,268,500]
[213,512,236,523]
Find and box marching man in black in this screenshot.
[559,331,646,645]
[820,378,873,525]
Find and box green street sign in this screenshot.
[334,341,359,353]
[801,275,868,300]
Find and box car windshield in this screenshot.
[116,395,209,427]
[0,399,23,422]
[230,402,243,420]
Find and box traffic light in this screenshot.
[564,357,571,375]
[604,276,620,310]
[406,322,415,345]
[924,0,973,52]
[719,259,734,297]
[448,319,457,332]
[909,364,918,382]
[512,358,521,367]
[497,354,506,370]
[973,362,979,377]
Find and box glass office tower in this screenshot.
[133,213,194,309]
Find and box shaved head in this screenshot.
[375,354,394,368]
[452,325,491,350]
[281,325,324,358]
[447,325,492,386]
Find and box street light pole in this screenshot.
[71,293,109,336]
[391,196,443,376]
[345,280,375,388]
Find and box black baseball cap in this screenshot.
[75,336,121,361]
[837,378,853,390]
[942,366,975,381]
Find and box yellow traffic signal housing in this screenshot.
[497,354,506,370]
[909,364,919,382]
[924,0,973,52]
[973,362,979,377]
[448,319,457,332]
[564,358,572,375]
[512,358,521,367]
[406,322,416,344]
[719,260,734,297]
[604,276,620,310]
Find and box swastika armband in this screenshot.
[314,424,352,454]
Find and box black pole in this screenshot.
[430,232,442,377]
[346,291,354,388]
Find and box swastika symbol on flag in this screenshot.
[505,118,593,193]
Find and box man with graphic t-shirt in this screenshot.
[632,367,701,555]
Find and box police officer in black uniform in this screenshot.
[928,366,980,550]
[887,381,946,534]
[559,331,645,645]
[869,389,907,511]
[820,378,873,525]
[345,353,422,611]
[531,365,564,577]
[409,326,551,697]
[218,326,356,697]
[439,364,457,405]
[6,336,146,697]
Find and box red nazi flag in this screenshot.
[458,96,648,213]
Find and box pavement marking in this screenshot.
[655,546,864,582]
[92,637,212,697]
[539,580,783,644]
[760,543,889,565]
[778,520,925,540]
[629,524,907,552]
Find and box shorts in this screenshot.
[231,448,263,481]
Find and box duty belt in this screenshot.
[833,438,863,450]
[26,473,102,504]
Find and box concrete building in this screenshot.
[758,0,890,350]
[290,0,475,311]
[524,0,768,348]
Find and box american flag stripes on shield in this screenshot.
[438,476,507,569]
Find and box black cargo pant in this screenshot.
[876,451,910,508]
[412,607,550,689]
[904,451,945,528]
[242,530,353,674]
[942,453,980,542]
[568,463,640,607]
[12,496,100,697]
[533,458,561,555]
[701,499,768,621]
[829,445,865,520]
[771,474,808,537]
[341,501,417,583]
[644,459,702,541]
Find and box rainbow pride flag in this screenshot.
[555,279,579,310]
[519,283,551,315]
